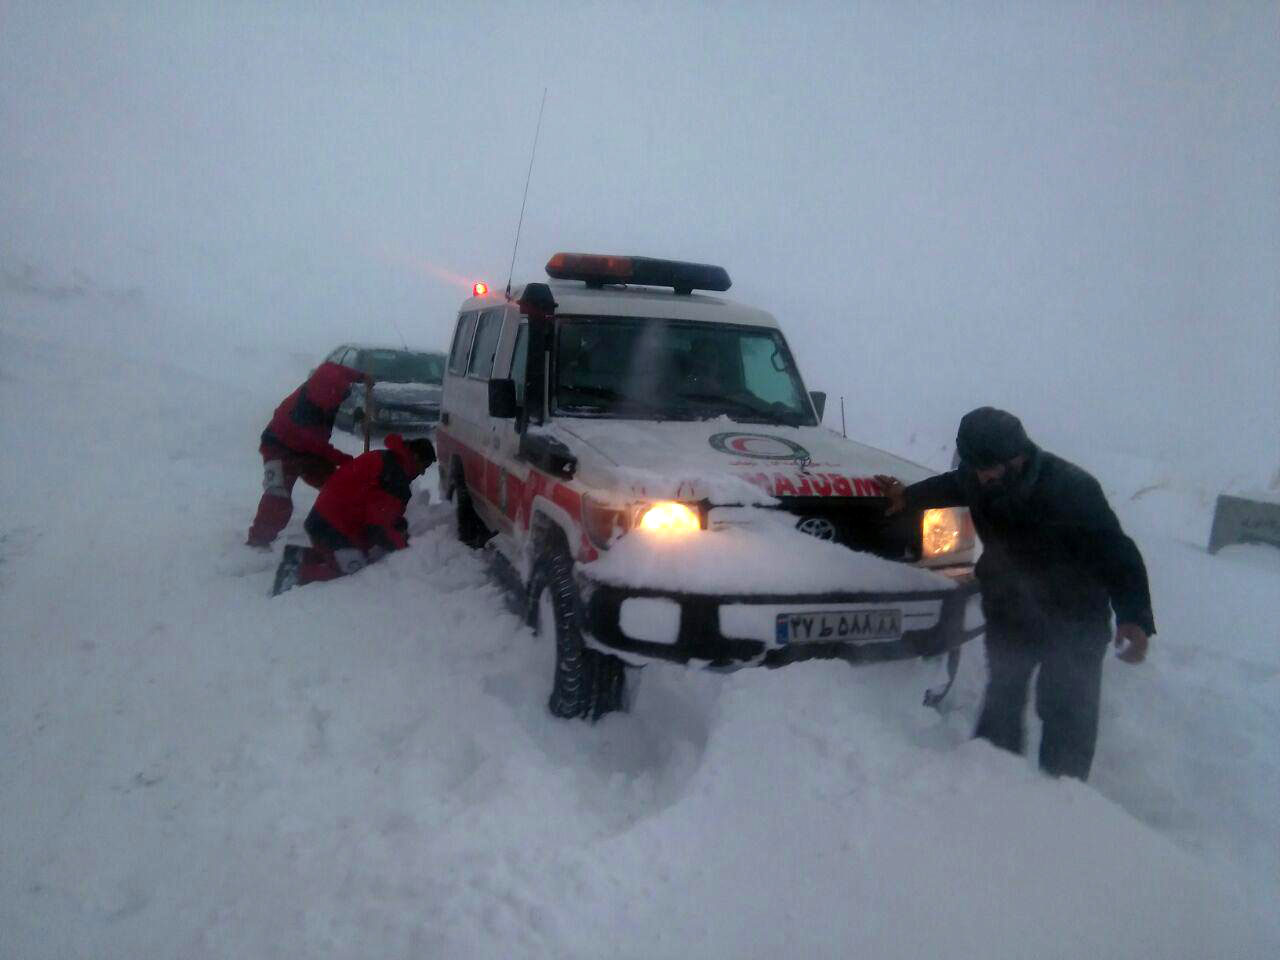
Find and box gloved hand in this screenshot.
[874,475,906,515]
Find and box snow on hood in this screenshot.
[552,417,936,504]
[373,381,441,407]
[587,516,956,595]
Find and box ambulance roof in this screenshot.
[345,343,445,354]
[460,280,779,329]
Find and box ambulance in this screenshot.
[435,253,982,719]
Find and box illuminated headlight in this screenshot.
[922,508,975,559]
[637,501,701,535]
[582,497,703,549]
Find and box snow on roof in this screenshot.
[461,280,779,328]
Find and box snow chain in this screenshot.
[542,549,625,722]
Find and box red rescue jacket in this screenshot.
[261,362,364,465]
[310,434,421,551]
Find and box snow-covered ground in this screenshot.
[2,308,1277,959]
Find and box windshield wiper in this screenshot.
[559,384,684,420]
[676,392,775,417]
[675,392,808,426]
[561,383,628,402]
[558,403,610,414]
[676,391,759,410]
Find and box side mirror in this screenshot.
[488,378,517,419]
[809,391,827,422]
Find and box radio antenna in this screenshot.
[506,87,548,300]
[388,316,409,350]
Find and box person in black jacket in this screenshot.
[877,407,1154,780]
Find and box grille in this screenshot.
[380,405,440,421]
[777,497,921,562]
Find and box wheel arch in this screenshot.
[528,496,577,566]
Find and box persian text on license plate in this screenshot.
[775,609,902,644]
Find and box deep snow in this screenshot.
[588,520,957,595]
[2,309,1277,958]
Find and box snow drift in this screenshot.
[1,303,1277,958]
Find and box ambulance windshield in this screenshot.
[554,317,816,426]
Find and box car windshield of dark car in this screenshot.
[363,350,445,384]
[554,317,815,426]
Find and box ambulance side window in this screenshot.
[448,312,477,375]
[467,309,504,380]
[510,324,528,404]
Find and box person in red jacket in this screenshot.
[271,434,435,595]
[247,362,368,547]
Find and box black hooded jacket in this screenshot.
[904,447,1156,635]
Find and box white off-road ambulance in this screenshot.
[436,253,981,719]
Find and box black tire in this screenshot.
[454,470,490,548]
[531,545,627,721]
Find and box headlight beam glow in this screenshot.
[637,501,701,535]
[922,508,964,558]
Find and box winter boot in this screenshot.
[271,545,304,596]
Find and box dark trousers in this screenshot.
[975,616,1110,780]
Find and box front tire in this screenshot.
[531,546,626,721]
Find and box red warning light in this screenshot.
[472,281,489,297]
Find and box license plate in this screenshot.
[775,608,902,644]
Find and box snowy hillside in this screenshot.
[2,307,1277,959]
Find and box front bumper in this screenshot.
[577,569,983,669]
[371,408,440,434]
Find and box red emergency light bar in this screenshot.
[545,253,731,295]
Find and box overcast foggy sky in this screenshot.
[2,1,1277,482]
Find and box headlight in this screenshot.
[637,501,701,535]
[582,498,702,549]
[922,508,974,559]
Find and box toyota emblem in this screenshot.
[796,517,837,541]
